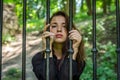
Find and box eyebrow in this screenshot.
[51,22,65,25]
[51,23,57,25]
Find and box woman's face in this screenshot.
[50,15,67,43]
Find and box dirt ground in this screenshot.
[2,32,43,80]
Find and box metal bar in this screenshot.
[116,0,120,79]
[22,0,27,80]
[68,0,74,80]
[91,0,98,80]
[46,0,50,80]
[0,0,3,80]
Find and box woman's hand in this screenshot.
[42,24,55,58]
[69,30,82,60]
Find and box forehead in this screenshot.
[51,16,65,23]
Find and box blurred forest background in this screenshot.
[2,0,117,80]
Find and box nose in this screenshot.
[57,26,62,32]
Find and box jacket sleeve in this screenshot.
[32,52,45,80]
[32,52,57,80]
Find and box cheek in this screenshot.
[50,27,52,32]
[63,30,67,37]
[50,27,56,33]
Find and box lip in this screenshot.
[56,34,63,38]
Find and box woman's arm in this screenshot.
[69,30,82,60]
[32,52,57,80]
[32,52,45,80]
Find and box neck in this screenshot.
[53,43,63,59]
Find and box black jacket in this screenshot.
[32,51,85,80]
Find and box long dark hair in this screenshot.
[50,11,85,69]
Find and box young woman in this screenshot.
[32,11,85,80]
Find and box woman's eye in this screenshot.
[52,26,56,28]
[62,25,66,28]
[63,26,66,28]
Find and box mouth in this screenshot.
[56,34,63,38]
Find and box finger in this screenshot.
[69,30,79,34]
[44,24,50,31]
[69,33,81,37]
[42,32,55,39]
[69,35,78,41]
[42,31,50,35]
[69,34,82,43]
[69,30,81,37]
[69,33,82,39]
[42,31,54,36]
[42,33,51,38]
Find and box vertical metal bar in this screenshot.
[116,0,120,80]
[0,0,3,80]
[68,0,74,80]
[91,0,98,80]
[46,0,50,80]
[22,0,26,80]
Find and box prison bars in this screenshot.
[116,0,120,80]
[45,0,74,80]
[22,0,27,80]
[0,0,3,80]
[91,0,98,80]
[46,0,51,80]
[0,0,120,80]
[68,0,74,80]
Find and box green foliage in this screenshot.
[80,46,93,80]
[80,42,117,80]
[3,0,116,33]
[26,19,45,33]
[3,68,21,80]
[97,42,117,80]
[2,34,16,44]
[78,13,116,79]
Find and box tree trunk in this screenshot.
[3,4,20,36]
[86,0,92,15]
[103,0,107,14]
[61,0,75,16]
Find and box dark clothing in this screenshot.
[32,51,85,80]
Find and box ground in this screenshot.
[2,31,42,80]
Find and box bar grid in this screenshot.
[0,0,119,80]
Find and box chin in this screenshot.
[55,39,66,43]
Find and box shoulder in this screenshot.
[32,51,44,63]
